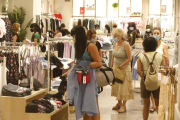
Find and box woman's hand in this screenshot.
[117,65,123,70]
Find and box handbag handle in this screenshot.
[100,67,115,86]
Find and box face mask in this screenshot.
[146,29,150,32]
[19,28,21,32]
[153,36,161,40]
[91,39,95,42]
[129,27,134,31]
[113,38,119,42]
[30,29,33,32]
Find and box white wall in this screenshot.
[55,0,72,31]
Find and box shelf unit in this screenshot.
[1,89,69,120]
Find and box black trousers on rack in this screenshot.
[57,43,64,58]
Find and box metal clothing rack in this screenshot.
[2,34,52,93]
[0,46,21,85]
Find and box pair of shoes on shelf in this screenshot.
[112,103,120,110]
[118,106,126,113]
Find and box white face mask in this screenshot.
[146,29,150,32]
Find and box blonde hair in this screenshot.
[12,23,20,33]
[112,28,125,40]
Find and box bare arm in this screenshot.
[13,35,17,46]
[99,49,102,59]
[34,38,38,43]
[118,42,132,69]
[163,44,168,61]
[111,42,116,68]
[161,55,166,66]
[134,30,140,38]
[88,43,102,68]
[137,58,144,79]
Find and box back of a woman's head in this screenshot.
[87,29,96,40]
[143,37,158,52]
[105,25,110,33]
[12,23,20,33]
[71,26,87,59]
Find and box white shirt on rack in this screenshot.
[0,19,6,38]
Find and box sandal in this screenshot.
[149,107,156,113]
[118,106,126,113]
[112,104,120,110]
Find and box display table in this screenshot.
[1,89,69,120]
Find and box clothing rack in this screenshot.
[0,46,21,84]
[2,35,51,93]
[49,37,73,41]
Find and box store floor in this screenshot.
[69,85,158,120]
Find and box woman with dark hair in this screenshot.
[24,23,41,43]
[127,22,140,46]
[67,26,101,120]
[105,24,110,34]
[137,37,165,120]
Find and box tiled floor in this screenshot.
[69,85,158,120]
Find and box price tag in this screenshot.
[158,73,161,81]
[83,76,86,84]
[162,76,169,84]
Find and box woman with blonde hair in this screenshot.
[111,28,134,113]
[12,23,21,43]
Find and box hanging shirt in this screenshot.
[67,68,99,120]
[0,19,6,38]
[54,32,62,38]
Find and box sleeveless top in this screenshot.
[139,52,163,74]
[13,32,20,42]
[82,42,94,62]
[156,41,165,54]
[112,41,129,66]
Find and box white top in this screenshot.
[54,32,62,38]
[0,19,6,38]
[156,41,165,54]
[139,52,163,74]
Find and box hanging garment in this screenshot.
[63,43,72,59]
[45,19,48,32]
[57,43,64,58]
[81,19,83,26]
[83,19,88,30]
[0,18,6,39]
[1,18,13,42]
[89,20,92,29]
[78,19,81,26]
[67,68,99,120]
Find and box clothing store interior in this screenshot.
[0,0,180,120]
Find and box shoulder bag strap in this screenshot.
[152,52,158,63]
[86,42,92,52]
[143,53,150,64]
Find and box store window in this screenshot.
[107,0,118,17]
[131,0,142,14]
[85,0,95,16]
[119,0,130,16]
[149,0,173,15]
[149,0,161,15]
[96,0,106,17]
[161,0,173,15]
[73,0,84,16]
